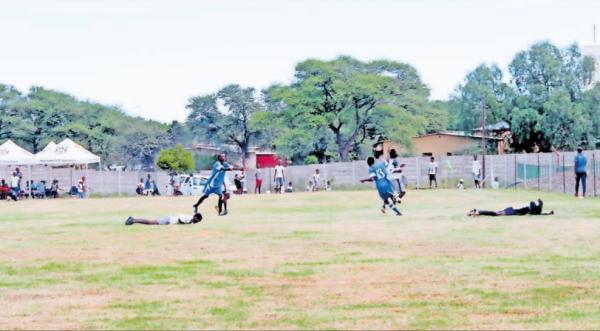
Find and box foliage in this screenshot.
[187,84,266,159]
[451,42,596,152]
[156,144,195,172]
[303,155,318,165]
[194,153,216,171]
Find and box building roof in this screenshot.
[473,121,510,132]
[414,131,501,140]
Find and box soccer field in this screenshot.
[2,190,600,329]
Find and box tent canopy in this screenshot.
[0,140,36,165]
[35,138,101,165]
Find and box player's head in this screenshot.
[430,156,435,162]
[529,199,543,215]
[577,146,583,153]
[217,154,226,162]
[389,149,398,159]
[473,155,478,160]
[367,156,375,167]
[192,213,203,224]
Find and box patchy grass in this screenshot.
[1,189,600,329]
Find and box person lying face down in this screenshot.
[468,199,554,217]
[125,213,203,225]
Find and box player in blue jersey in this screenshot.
[360,156,402,216]
[193,154,240,216]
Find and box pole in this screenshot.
[481,101,486,188]
[537,153,540,190]
[28,164,32,199]
[117,169,121,197]
[416,157,420,189]
[562,155,566,194]
[514,154,517,190]
[594,153,597,197]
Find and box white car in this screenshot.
[177,174,236,196]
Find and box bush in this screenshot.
[195,154,215,171]
[156,144,195,172]
[304,155,318,165]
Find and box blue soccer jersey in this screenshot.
[369,160,394,199]
[205,161,230,194]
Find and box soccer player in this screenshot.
[360,156,402,216]
[428,156,438,189]
[467,199,554,217]
[193,154,240,216]
[388,149,406,199]
[125,213,203,225]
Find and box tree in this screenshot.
[156,144,195,172]
[187,84,265,161]
[121,129,169,169]
[265,57,431,161]
[0,84,22,141]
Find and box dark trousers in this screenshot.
[575,172,587,196]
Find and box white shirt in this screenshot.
[491,180,499,189]
[472,160,481,174]
[274,165,285,178]
[165,215,194,225]
[10,176,19,188]
[388,158,402,180]
[312,173,321,185]
[428,162,438,175]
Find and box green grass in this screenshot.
[2,189,600,329]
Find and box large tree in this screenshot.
[264,57,431,161]
[0,84,22,140]
[186,84,265,160]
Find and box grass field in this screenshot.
[2,189,600,329]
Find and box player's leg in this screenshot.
[125,217,160,225]
[193,194,210,213]
[384,195,402,216]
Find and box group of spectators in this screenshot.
[253,160,331,194]
[136,174,160,196]
[1,167,87,201]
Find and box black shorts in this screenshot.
[429,174,436,181]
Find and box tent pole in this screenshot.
[28,164,32,199]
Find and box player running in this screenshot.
[193,154,240,216]
[360,156,402,216]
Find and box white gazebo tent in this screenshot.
[0,139,38,197]
[35,139,101,192]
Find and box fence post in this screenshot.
[514,154,517,190]
[549,154,553,192]
[117,170,121,197]
[524,159,527,188]
[504,154,508,189]
[415,157,419,189]
[537,153,540,190]
[562,155,566,194]
[594,153,597,197]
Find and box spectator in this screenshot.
[50,180,60,198]
[144,174,152,196]
[255,168,263,194]
[574,147,587,198]
[234,173,244,194]
[491,177,500,190]
[428,157,438,189]
[0,179,13,200]
[388,149,406,199]
[326,180,332,191]
[15,167,23,192]
[472,155,482,189]
[306,180,313,192]
[274,160,285,194]
[457,179,465,190]
[81,176,88,198]
[35,180,46,199]
[285,181,294,193]
[77,179,85,198]
[136,178,144,195]
[10,172,19,200]
[311,169,321,192]
[152,180,160,196]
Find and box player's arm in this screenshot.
[392,164,405,173]
[360,173,376,183]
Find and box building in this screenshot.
[383,131,501,157]
[189,144,285,169]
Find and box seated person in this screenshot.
[0,179,11,200]
[50,179,60,198]
[35,181,46,199]
[285,181,294,193]
[468,199,554,217]
[457,179,465,190]
[125,213,203,226]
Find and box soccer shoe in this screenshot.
[125,216,134,226]
[395,212,403,216]
[380,207,386,214]
[219,210,228,216]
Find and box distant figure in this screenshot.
[273,160,285,194]
[1,179,16,201]
[428,156,438,189]
[125,213,202,226]
[388,149,406,199]
[144,174,152,196]
[151,180,160,196]
[472,155,481,189]
[491,177,500,190]
[306,180,313,192]
[468,199,553,217]
[15,167,23,193]
[50,179,60,198]
[574,147,587,198]
[10,172,19,200]
[77,179,85,198]
[457,179,465,190]
[234,173,244,194]
[312,169,321,192]
[254,168,263,194]
[360,156,402,216]
[325,180,332,191]
[285,181,294,193]
[136,178,144,195]
[81,176,87,198]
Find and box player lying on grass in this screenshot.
[125,213,203,225]
[468,199,554,217]
[193,154,241,216]
[360,156,402,216]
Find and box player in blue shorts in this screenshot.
[193,154,240,216]
[360,156,402,216]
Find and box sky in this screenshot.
[1,0,600,123]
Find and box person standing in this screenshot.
[144,174,152,196]
[428,156,438,189]
[574,147,587,198]
[273,160,285,194]
[10,172,19,201]
[255,168,263,194]
[311,169,321,192]
[388,149,406,199]
[472,155,482,189]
